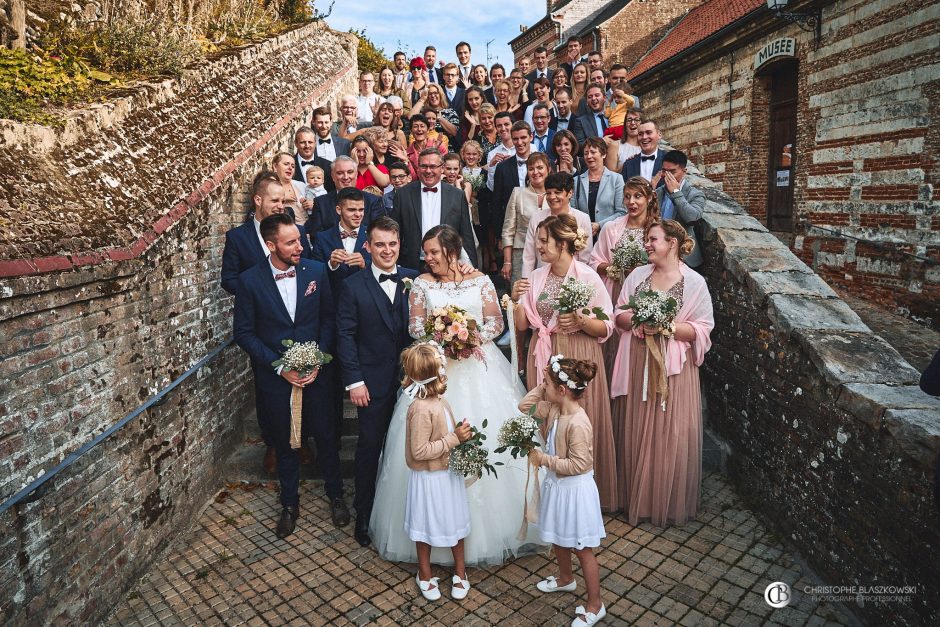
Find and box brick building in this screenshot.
[509,0,704,70]
[625,0,939,327]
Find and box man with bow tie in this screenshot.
[525,46,553,101]
[492,120,536,240]
[293,127,336,195]
[390,148,477,270]
[306,108,351,191]
[336,216,419,546]
[304,156,387,234]
[233,212,348,539]
[221,174,315,475]
[621,120,666,185]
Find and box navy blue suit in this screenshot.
[221,221,312,295]
[221,220,313,448]
[337,265,419,520]
[620,149,666,187]
[303,190,386,234]
[312,226,371,296]
[233,258,343,507]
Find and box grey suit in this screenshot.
[656,181,705,267]
[390,180,478,270]
[573,168,625,227]
[570,110,606,151]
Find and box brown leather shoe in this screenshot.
[275,507,299,539]
[298,444,314,466]
[263,446,277,475]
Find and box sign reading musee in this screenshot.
[755,38,796,70]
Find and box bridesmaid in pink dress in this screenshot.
[610,220,714,525]
[589,176,660,386]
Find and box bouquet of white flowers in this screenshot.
[494,407,541,459]
[620,290,680,410]
[539,276,609,320]
[272,340,333,449]
[606,234,647,282]
[449,420,497,485]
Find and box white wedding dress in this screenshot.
[370,274,544,566]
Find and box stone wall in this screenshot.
[629,0,940,328]
[687,164,940,625]
[0,22,357,624]
[600,0,702,68]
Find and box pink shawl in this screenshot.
[521,260,614,385]
[589,216,630,300]
[609,263,714,398]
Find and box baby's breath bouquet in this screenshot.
[494,406,541,459]
[272,339,333,376]
[539,276,609,320]
[272,340,333,449]
[621,290,679,330]
[606,234,647,281]
[449,419,497,485]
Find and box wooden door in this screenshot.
[766,63,798,232]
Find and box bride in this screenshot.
[370,225,543,566]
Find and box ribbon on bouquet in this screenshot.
[289,386,303,449]
[516,456,541,541]
[501,294,519,375]
[641,333,669,411]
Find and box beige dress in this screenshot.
[600,226,645,386]
[525,273,620,512]
[618,276,701,525]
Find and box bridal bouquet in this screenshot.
[449,419,497,483]
[539,276,609,320]
[606,234,647,281]
[424,305,485,361]
[271,340,333,449]
[494,406,541,459]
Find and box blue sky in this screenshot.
[325,0,545,69]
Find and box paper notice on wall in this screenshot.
[776,170,790,187]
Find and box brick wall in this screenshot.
[691,175,940,626]
[0,22,357,624]
[630,0,940,328]
[600,0,702,68]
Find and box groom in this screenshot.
[336,216,419,546]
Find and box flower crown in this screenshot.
[423,340,447,377]
[549,354,587,390]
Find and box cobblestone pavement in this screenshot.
[837,291,939,373]
[108,474,854,626]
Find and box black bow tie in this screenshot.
[518,159,527,167]
[319,139,331,144]
[640,154,656,162]
[300,159,315,166]
[379,272,399,283]
[422,186,438,193]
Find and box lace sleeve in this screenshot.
[408,280,429,339]
[478,277,505,342]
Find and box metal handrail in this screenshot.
[803,221,938,266]
[0,338,235,516]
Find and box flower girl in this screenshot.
[521,355,606,627]
[401,342,473,601]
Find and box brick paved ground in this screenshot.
[107,474,855,626]
[837,291,939,373]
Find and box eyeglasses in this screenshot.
[390,174,409,181]
[418,164,442,170]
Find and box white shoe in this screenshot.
[571,604,606,627]
[536,575,577,593]
[416,574,441,601]
[451,574,470,600]
[496,331,512,346]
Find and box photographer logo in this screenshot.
[765,582,791,608]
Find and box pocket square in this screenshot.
[304,280,317,296]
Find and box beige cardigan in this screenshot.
[519,385,594,476]
[501,186,543,249]
[406,396,461,472]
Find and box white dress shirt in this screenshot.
[356,94,383,125]
[296,154,317,182]
[639,150,658,181]
[327,225,360,270]
[460,65,472,82]
[253,218,267,254]
[316,135,336,162]
[269,258,297,322]
[515,156,529,188]
[486,143,516,191]
[345,264,400,391]
[420,186,443,238]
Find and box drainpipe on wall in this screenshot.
[592,27,601,56]
[549,11,563,57]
